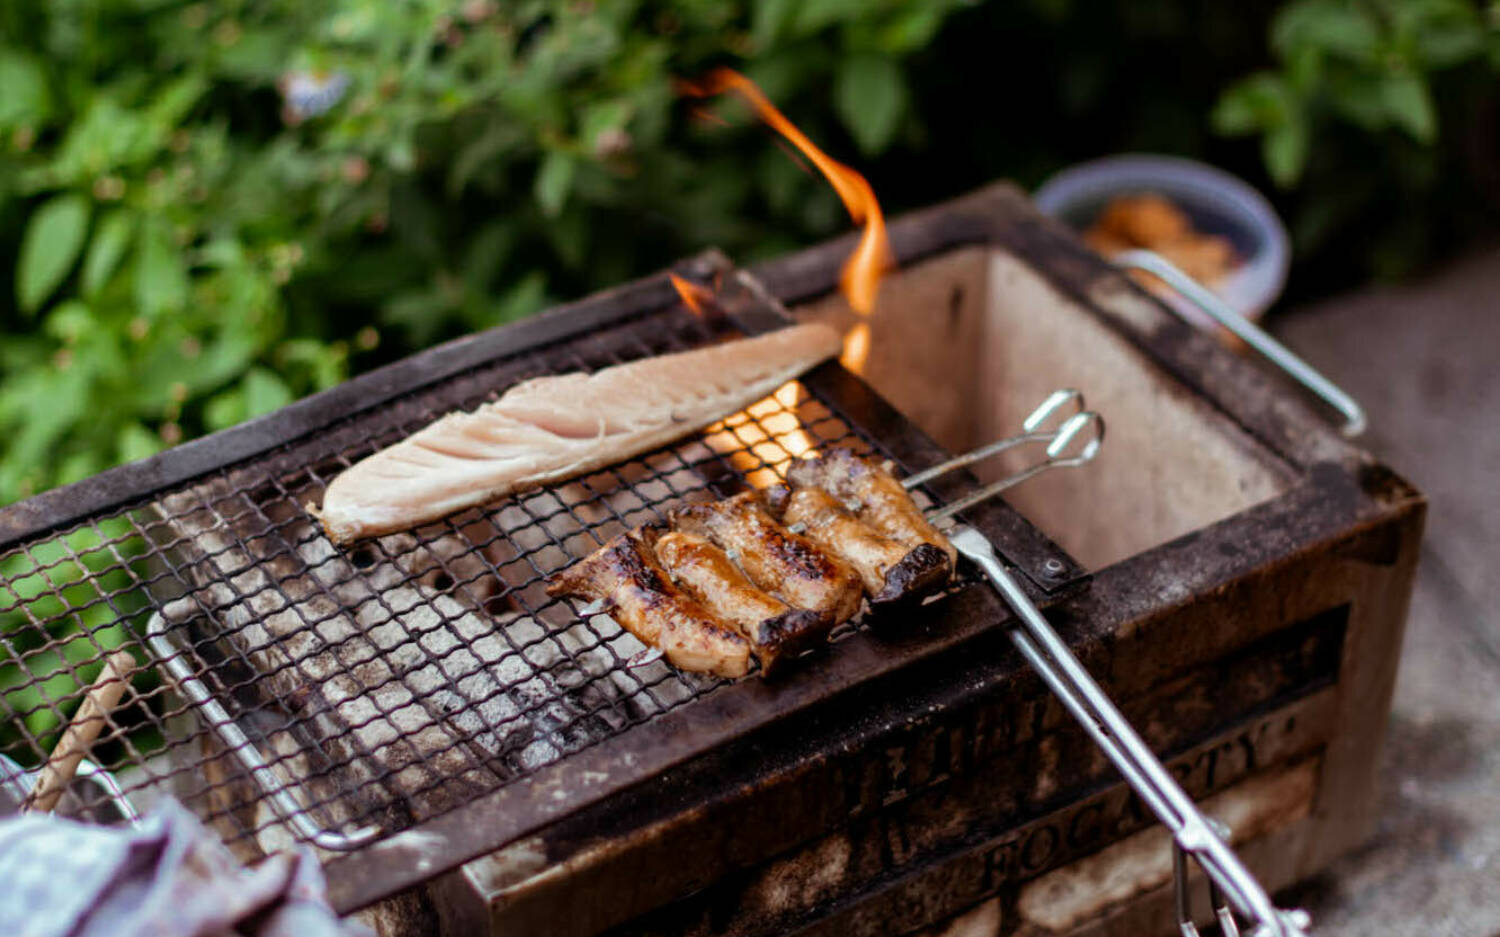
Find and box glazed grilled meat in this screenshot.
[672,492,864,627]
[546,530,752,678]
[545,448,957,678]
[650,530,829,674]
[771,486,950,606]
[786,448,957,574]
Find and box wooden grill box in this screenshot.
[414,185,1424,937]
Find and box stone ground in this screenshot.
[1271,247,1500,936]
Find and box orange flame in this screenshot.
[840,321,871,374]
[701,380,816,488]
[678,68,893,315]
[669,273,714,316]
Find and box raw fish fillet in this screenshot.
[316,323,842,543]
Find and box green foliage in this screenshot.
[16,193,90,313]
[1207,1,1500,278]
[0,519,152,762]
[835,55,907,155]
[1215,0,1496,185]
[0,0,966,506]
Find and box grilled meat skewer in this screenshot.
[543,392,1097,680]
[786,449,957,573]
[649,530,828,675]
[673,491,864,627]
[546,530,752,678]
[769,485,950,606]
[547,463,951,678]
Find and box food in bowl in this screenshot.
[1083,193,1241,287]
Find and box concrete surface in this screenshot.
[1271,247,1500,936]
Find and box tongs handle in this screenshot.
[947,527,1311,937]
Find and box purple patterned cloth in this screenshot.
[0,800,370,937]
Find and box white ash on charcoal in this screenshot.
[148,472,698,854]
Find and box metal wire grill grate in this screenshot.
[0,299,922,861]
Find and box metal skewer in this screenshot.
[914,390,1310,937]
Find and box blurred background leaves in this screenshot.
[0,0,1498,507]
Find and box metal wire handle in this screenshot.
[1175,818,1268,937]
[146,605,382,851]
[1113,248,1366,438]
[920,404,1104,524]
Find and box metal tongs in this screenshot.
[903,388,1103,520]
[913,390,1310,937]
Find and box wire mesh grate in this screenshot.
[0,300,928,862]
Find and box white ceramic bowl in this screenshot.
[1033,154,1290,321]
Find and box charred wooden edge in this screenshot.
[753,609,832,678]
[870,544,951,607]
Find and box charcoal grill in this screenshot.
[0,184,1424,937]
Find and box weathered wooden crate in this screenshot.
[428,185,1422,937]
[0,182,1416,937]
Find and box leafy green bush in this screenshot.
[0,0,966,505]
[1213,0,1500,274]
[1215,0,1495,185]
